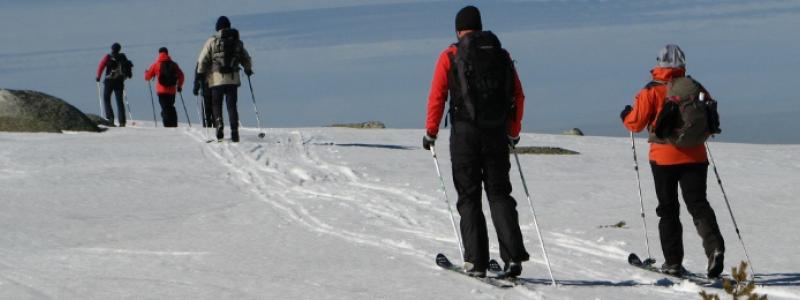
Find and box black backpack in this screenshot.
[211,29,242,74]
[106,53,133,81]
[650,76,722,147]
[158,61,178,87]
[449,31,516,128]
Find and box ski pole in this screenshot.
[178,91,191,128]
[123,87,135,126]
[510,144,557,286]
[194,93,204,130]
[148,80,157,127]
[195,94,208,142]
[630,133,655,264]
[429,146,465,264]
[706,142,756,281]
[96,82,105,117]
[246,75,266,138]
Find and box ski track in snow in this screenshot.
[179,128,800,299]
[186,130,438,259]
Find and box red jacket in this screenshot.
[425,45,525,138]
[96,55,110,80]
[623,67,707,165]
[144,53,185,95]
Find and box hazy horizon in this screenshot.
[1,0,797,144]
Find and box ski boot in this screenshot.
[463,262,486,278]
[661,263,687,276]
[707,250,724,278]
[504,261,523,278]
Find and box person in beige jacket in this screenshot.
[196,16,253,142]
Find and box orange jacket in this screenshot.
[425,45,525,138]
[623,67,707,165]
[144,53,185,95]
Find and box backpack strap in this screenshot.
[645,80,667,89]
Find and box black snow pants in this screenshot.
[201,83,213,127]
[450,121,530,270]
[157,94,178,127]
[211,84,239,134]
[650,162,725,266]
[103,78,126,126]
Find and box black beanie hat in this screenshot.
[455,6,482,31]
[158,47,168,54]
[216,16,231,31]
[111,43,121,53]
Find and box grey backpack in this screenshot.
[649,76,721,147]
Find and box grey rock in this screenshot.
[330,121,386,129]
[0,89,100,133]
[563,128,584,136]
[512,146,579,155]
[86,114,115,127]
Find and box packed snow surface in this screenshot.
[1,125,798,299]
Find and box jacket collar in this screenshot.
[157,52,171,62]
[651,67,686,82]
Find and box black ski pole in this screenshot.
[706,142,756,281]
[246,75,266,138]
[178,91,191,128]
[148,80,157,127]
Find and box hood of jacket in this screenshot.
[157,52,172,62]
[651,67,686,82]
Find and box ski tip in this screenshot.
[435,253,451,267]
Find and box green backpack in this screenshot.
[649,76,721,147]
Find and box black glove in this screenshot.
[244,69,253,77]
[192,82,200,96]
[95,77,100,82]
[508,135,520,147]
[177,87,183,93]
[422,135,436,150]
[620,105,633,121]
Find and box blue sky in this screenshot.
[1,0,797,143]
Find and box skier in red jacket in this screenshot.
[144,47,185,127]
[95,43,133,126]
[424,6,528,278]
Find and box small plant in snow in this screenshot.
[699,261,767,300]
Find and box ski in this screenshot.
[628,253,723,287]
[435,253,515,288]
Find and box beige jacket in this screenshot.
[197,29,253,88]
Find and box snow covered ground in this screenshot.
[2,125,798,299]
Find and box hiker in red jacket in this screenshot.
[424,6,528,278]
[95,43,133,126]
[144,47,185,127]
[621,44,725,278]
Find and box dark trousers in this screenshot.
[157,94,178,127]
[103,79,126,126]
[650,162,725,266]
[450,122,529,269]
[201,85,213,128]
[211,85,239,133]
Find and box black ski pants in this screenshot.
[201,84,213,128]
[211,84,239,133]
[157,94,178,127]
[650,162,725,266]
[103,79,126,126]
[450,122,529,270]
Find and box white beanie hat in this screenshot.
[657,44,686,68]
